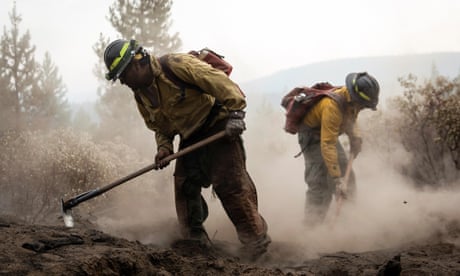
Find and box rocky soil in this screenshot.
[1,214,459,275]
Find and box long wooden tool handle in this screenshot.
[62,130,227,211]
[334,153,355,220]
[162,131,226,163]
[342,153,355,191]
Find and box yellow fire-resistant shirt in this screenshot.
[302,86,361,178]
[133,53,246,152]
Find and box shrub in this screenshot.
[389,74,459,187]
[0,128,157,224]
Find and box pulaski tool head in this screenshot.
[61,199,74,228]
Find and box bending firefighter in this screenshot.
[298,73,380,225]
[103,39,270,260]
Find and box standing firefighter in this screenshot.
[103,39,270,260]
[285,73,380,225]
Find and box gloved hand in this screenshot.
[350,137,363,157]
[154,148,172,170]
[225,111,246,137]
[333,177,348,198]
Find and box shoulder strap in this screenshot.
[158,55,205,94]
[325,91,347,113]
[134,93,142,105]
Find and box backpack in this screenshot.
[281,82,345,134]
[188,48,233,76]
[158,48,244,99]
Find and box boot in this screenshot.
[189,227,212,248]
[239,234,271,262]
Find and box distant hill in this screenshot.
[71,52,460,118]
[240,52,460,108]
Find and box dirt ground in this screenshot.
[1,213,459,276]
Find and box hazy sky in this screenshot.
[1,0,459,103]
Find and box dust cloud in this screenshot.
[243,110,459,259]
[90,106,459,263]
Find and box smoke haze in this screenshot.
[94,107,460,263]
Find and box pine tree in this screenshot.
[93,0,182,149]
[27,52,70,130]
[0,41,13,133]
[0,4,38,132]
[108,0,181,55]
[0,4,70,133]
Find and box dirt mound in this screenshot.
[1,215,459,275]
[0,217,280,275]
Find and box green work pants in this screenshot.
[298,128,356,225]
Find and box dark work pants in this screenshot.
[173,121,269,245]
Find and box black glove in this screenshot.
[225,111,246,137]
[154,148,172,170]
[350,137,362,157]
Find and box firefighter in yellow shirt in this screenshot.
[299,72,380,225]
[103,39,270,260]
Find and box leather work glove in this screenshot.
[154,148,172,170]
[225,111,246,137]
[333,177,348,199]
[350,137,363,157]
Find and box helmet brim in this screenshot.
[111,56,132,81]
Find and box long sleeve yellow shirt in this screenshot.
[302,86,361,177]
